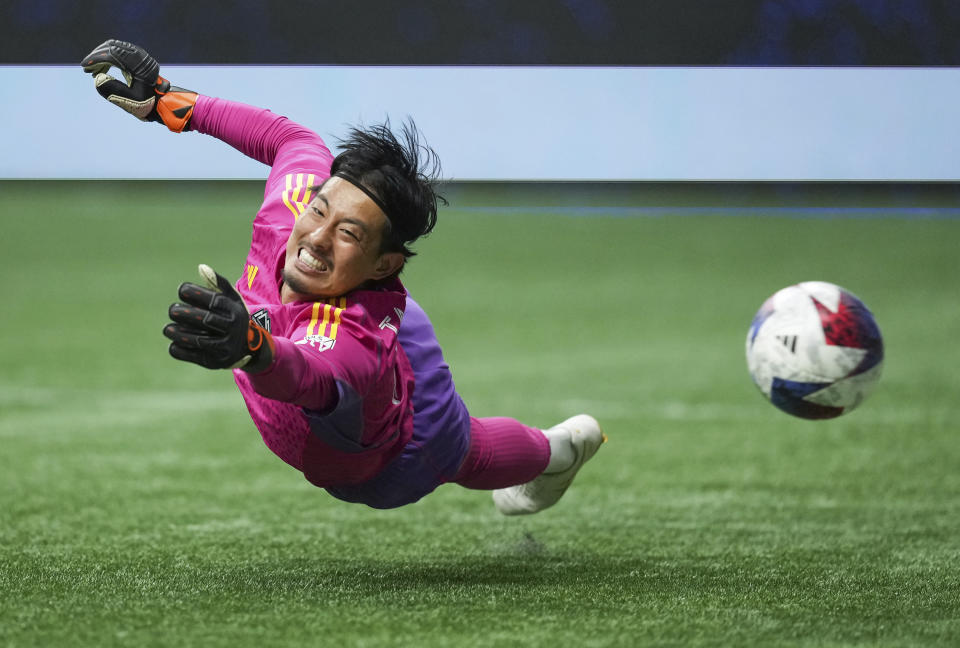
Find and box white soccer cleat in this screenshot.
[492,414,606,516]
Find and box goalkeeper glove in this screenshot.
[163,265,275,372]
[81,39,198,133]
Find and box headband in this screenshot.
[333,171,391,221]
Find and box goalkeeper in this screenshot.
[82,40,604,514]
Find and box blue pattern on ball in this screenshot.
[771,377,844,420]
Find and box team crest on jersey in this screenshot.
[296,334,336,352]
[251,308,271,333]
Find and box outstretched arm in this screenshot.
[190,96,334,190]
[82,39,334,182]
[81,39,198,133]
[163,264,341,412]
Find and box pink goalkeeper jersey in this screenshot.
[191,95,415,487]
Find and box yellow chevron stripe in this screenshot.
[292,173,304,202]
[318,302,332,336]
[302,173,315,206]
[329,297,347,339]
[306,302,321,336]
[282,173,320,220]
[282,173,299,219]
[246,264,259,289]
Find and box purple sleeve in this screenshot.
[191,95,335,192]
[245,336,339,411]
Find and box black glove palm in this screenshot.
[81,39,197,132]
[164,265,274,372]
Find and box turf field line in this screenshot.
[0,384,239,406]
[505,395,951,426]
[0,386,243,437]
[1,385,951,431]
[449,206,960,219]
[556,398,770,422]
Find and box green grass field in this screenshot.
[1,181,958,646]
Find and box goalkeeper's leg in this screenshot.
[452,417,551,489]
[453,415,605,515]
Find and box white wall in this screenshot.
[2,66,958,181]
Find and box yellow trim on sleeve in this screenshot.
[283,172,320,220]
[282,174,299,219]
[319,302,332,336]
[306,302,321,337]
[329,297,347,339]
[292,173,304,203]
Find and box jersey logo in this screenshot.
[378,308,405,334]
[296,334,336,352]
[251,308,271,333]
[379,316,398,334]
[246,264,259,289]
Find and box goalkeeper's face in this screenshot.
[280,177,404,302]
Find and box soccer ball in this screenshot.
[746,281,884,419]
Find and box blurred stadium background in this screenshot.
[2,2,958,646]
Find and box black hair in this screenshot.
[330,118,446,259]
